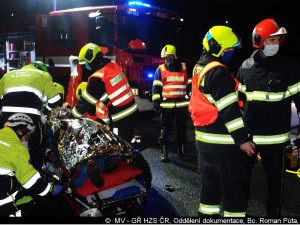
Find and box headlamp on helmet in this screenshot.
[161,45,177,59]
[78,43,102,65]
[203,26,241,57]
[252,19,287,49]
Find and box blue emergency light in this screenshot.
[128,1,178,15]
[128,1,151,7]
[147,73,154,78]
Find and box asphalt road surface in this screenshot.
[136,113,300,217]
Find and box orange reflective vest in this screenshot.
[160,63,188,98]
[88,62,134,118]
[189,61,239,127]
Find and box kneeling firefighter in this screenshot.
[189,26,255,216]
[0,61,62,170]
[71,43,138,143]
[0,113,62,217]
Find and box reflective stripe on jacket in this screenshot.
[160,63,188,98]
[0,64,61,114]
[72,62,137,122]
[152,62,190,109]
[0,127,52,211]
[237,51,300,147]
[89,62,137,122]
[91,62,134,107]
[189,61,239,127]
[191,59,249,149]
[189,61,222,126]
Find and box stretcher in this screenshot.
[42,111,151,217]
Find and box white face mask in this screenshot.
[262,43,279,57]
[20,131,32,148]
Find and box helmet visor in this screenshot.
[31,61,48,72]
[270,27,287,36]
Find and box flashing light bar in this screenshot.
[128,1,179,15]
[128,1,151,8]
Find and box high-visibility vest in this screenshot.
[160,63,188,98]
[95,101,111,119]
[89,62,134,118]
[189,61,238,127]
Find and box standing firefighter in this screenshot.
[237,19,300,217]
[0,61,62,170]
[152,44,191,162]
[189,26,255,217]
[71,43,138,143]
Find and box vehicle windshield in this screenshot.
[117,12,182,55]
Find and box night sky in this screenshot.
[1,0,299,68]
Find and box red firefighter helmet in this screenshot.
[252,19,287,49]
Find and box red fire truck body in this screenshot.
[0,2,184,111]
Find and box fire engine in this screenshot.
[0,1,185,111]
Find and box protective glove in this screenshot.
[52,184,63,196]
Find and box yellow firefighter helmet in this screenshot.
[76,82,88,99]
[161,44,177,59]
[78,43,102,65]
[54,82,65,100]
[203,26,241,57]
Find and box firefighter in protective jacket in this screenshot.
[71,43,138,143]
[0,62,62,120]
[75,81,105,123]
[0,113,62,217]
[189,26,255,217]
[152,44,191,162]
[0,61,62,170]
[237,19,300,217]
